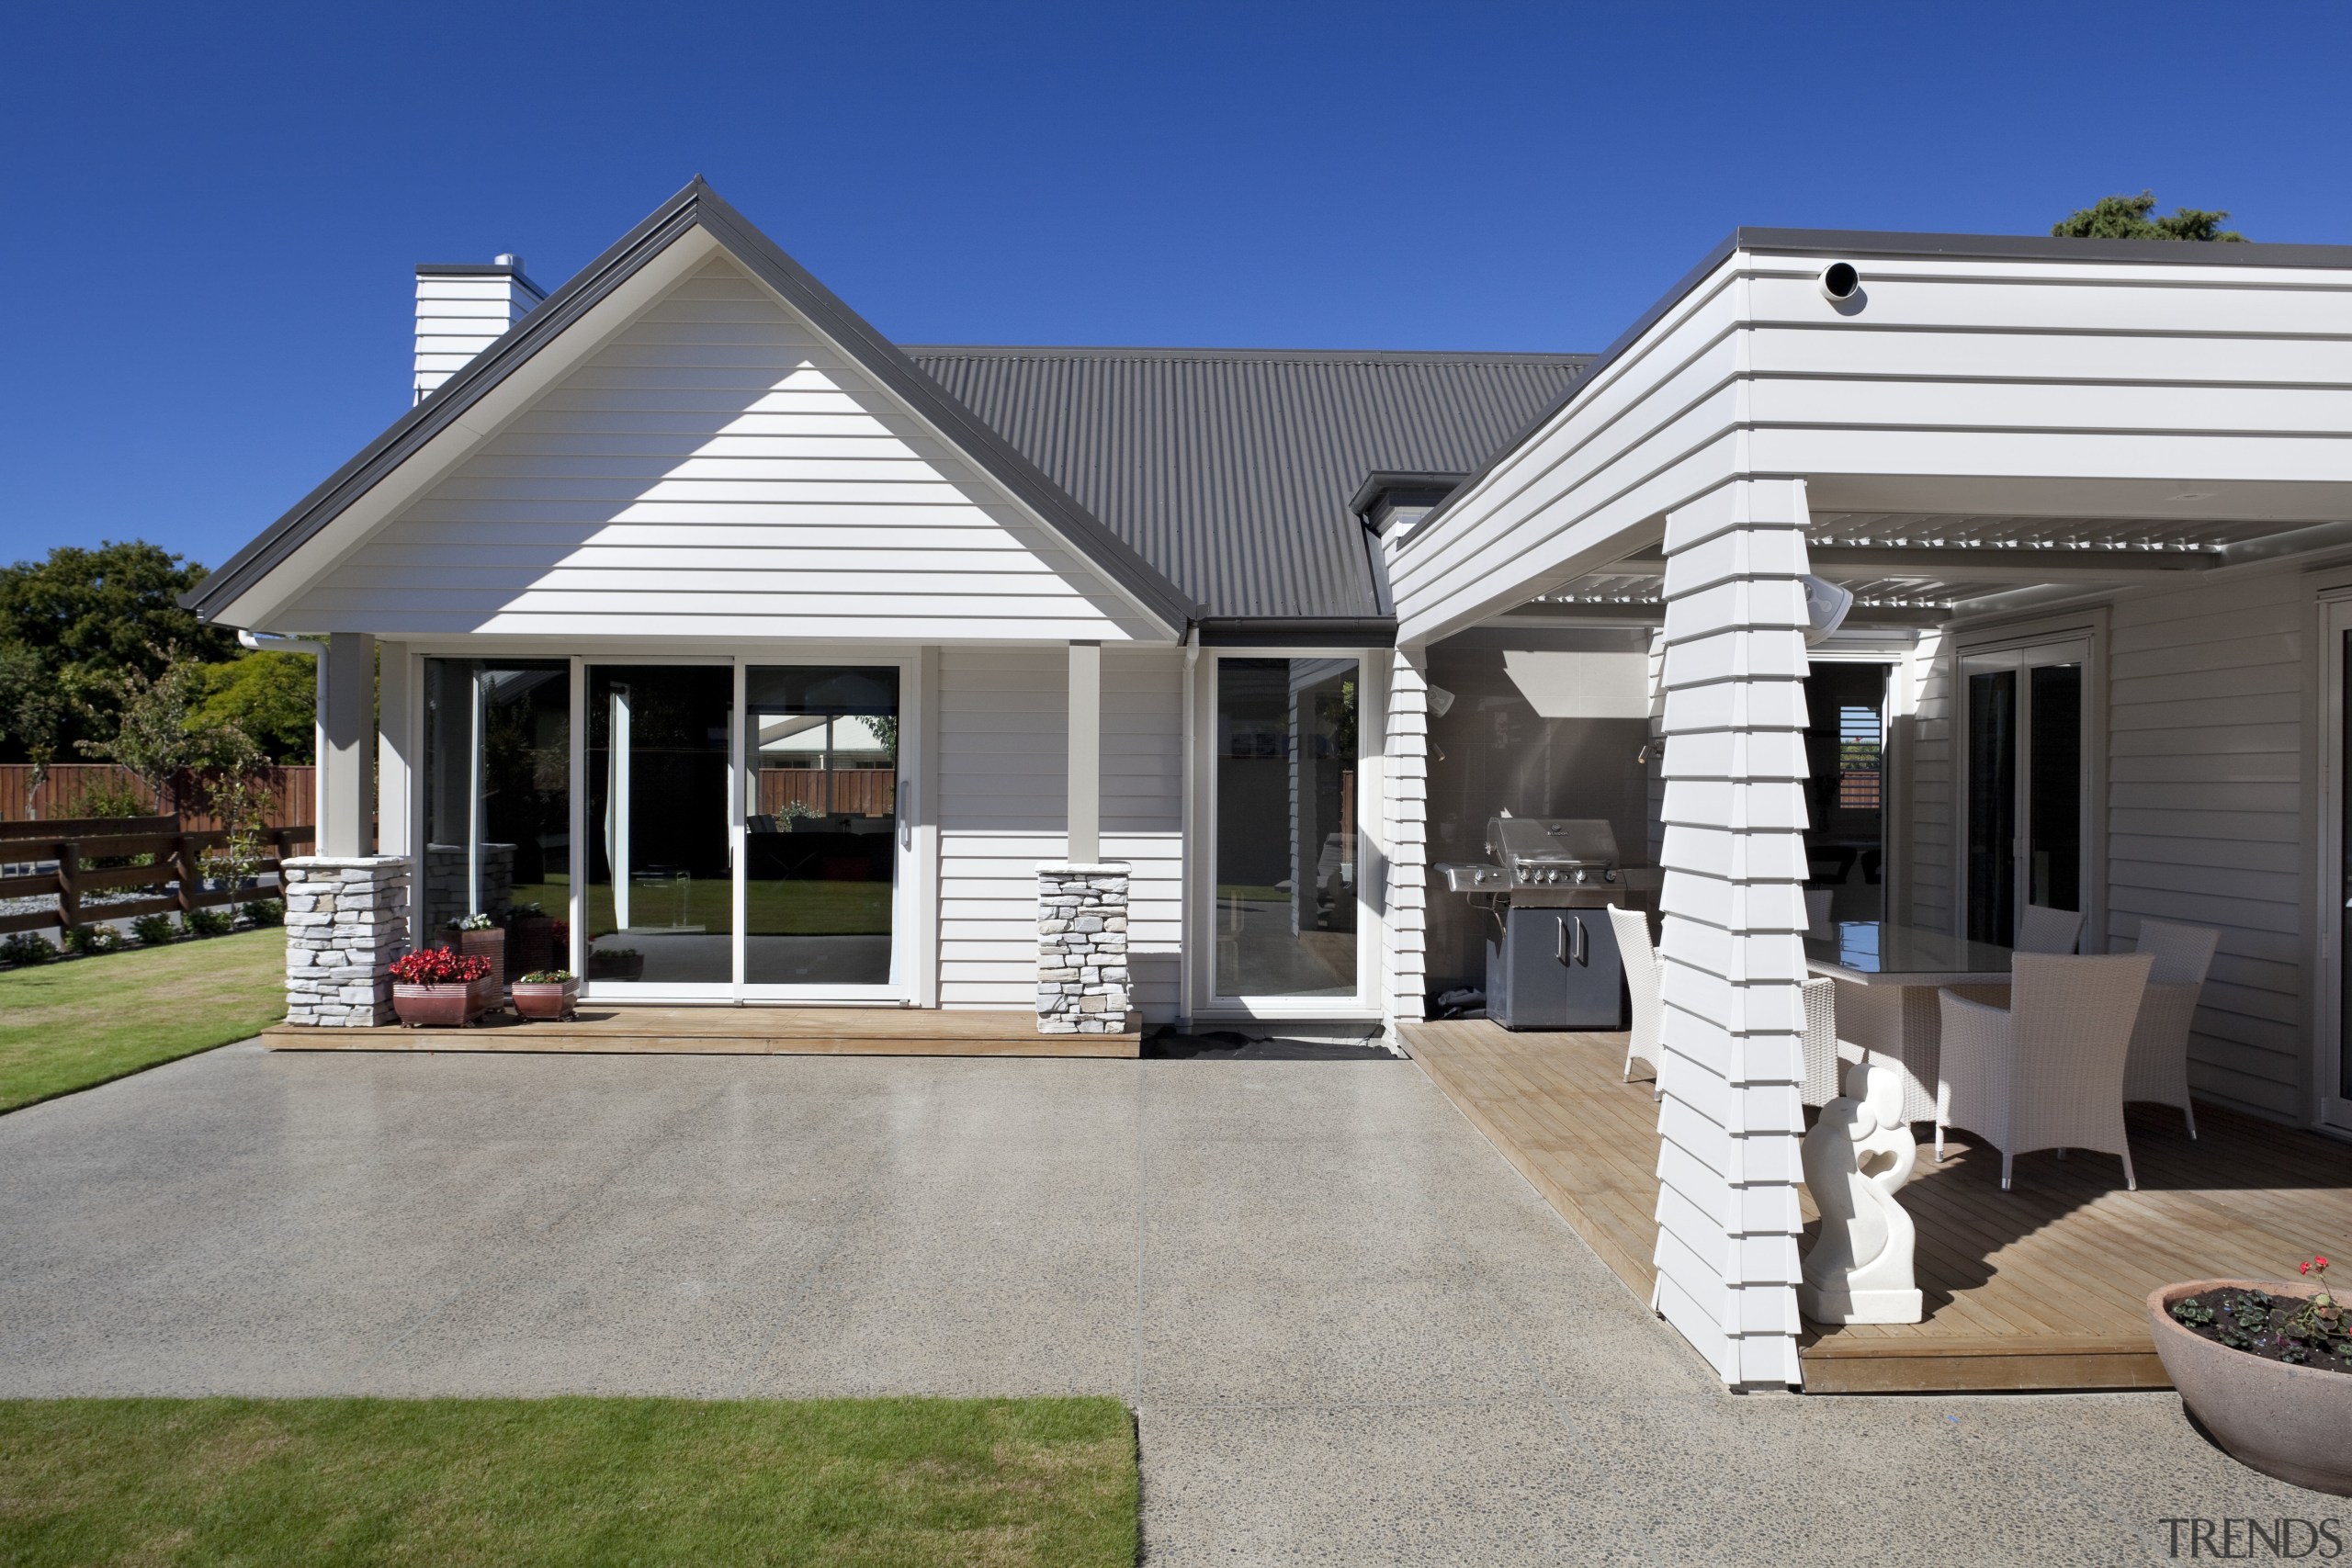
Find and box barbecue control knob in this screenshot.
[1603,868,1618,883]
[1571,867,1589,884]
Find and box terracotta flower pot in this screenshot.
[511,978,579,1021]
[2148,1280,2352,1495]
[392,983,482,1029]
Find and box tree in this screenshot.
[0,542,235,756]
[198,650,315,762]
[2052,192,2245,243]
[74,646,263,817]
[0,640,66,806]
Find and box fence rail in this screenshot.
[755,767,896,818]
[0,764,315,832]
[0,818,316,938]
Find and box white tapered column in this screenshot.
[1652,478,1813,1389]
[1067,641,1101,863]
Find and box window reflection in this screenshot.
[1215,658,1358,998]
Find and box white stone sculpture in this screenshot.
[1798,1058,1924,1325]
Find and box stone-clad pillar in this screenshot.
[1653,477,1814,1390]
[1036,862,1131,1033]
[283,855,411,1027]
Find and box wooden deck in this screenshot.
[1403,1019,2352,1393]
[265,1007,1140,1058]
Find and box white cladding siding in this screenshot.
[1383,649,1428,1021]
[1105,648,1184,1018]
[414,273,537,402]
[1652,479,1811,1389]
[288,258,1149,641]
[1901,628,1954,931]
[935,646,1182,1015]
[2106,571,2309,1119]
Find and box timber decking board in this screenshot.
[265,1007,1139,1058]
[1401,1020,2352,1393]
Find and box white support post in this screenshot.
[1384,647,1430,1025]
[1653,477,1814,1390]
[1068,641,1101,863]
[318,632,377,859]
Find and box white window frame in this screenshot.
[398,641,933,1008]
[1188,646,1386,1021]
[1950,611,2109,954]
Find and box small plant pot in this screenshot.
[511,978,579,1021]
[2149,1280,2352,1495]
[587,949,644,982]
[392,983,484,1029]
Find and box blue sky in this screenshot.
[2,0,2345,572]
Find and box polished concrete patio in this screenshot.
[0,1043,2329,1564]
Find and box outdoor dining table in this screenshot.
[1803,920,2017,1124]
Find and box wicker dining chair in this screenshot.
[1798,975,1849,1110]
[1936,951,2155,1190]
[1609,904,1663,1100]
[2126,917,2222,1137]
[2015,904,2086,954]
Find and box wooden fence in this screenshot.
[0,764,314,832]
[0,816,315,938]
[756,767,897,818]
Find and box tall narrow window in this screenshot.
[584,665,733,987]
[421,660,570,967]
[1215,658,1358,998]
[742,665,899,987]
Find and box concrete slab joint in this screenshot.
[281,855,412,1028]
[1036,861,1130,1034]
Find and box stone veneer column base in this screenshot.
[283,856,412,1028]
[1037,862,1131,1034]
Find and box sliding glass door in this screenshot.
[585,664,735,993]
[1962,639,2087,948]
[1212,656,1361,1002]
[741,665,900,995]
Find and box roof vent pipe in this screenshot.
[1818,262,1861,303]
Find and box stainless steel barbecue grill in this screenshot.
[1439,817,1623,907]
[1436,817,1631,1031]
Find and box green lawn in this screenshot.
[512,878,895,940]
[0,1396,1136,1567]
[0,927,285,1114]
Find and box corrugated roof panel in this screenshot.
[904,348,1589,620]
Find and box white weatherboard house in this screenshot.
[191,181,2352,1389]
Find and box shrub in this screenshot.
[516,970,575,985]
[1,932,58,966]
[240,898,284,927]
[447,911,497,931]
[62,924,123,956]
[184,908,232,937]
[71,773,156,820]
[130,913,178,946]
[387,947,492,987]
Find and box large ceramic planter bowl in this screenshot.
[512,978,579,1021]
[2149,1280,2352,1495]
[392,983,479,1029]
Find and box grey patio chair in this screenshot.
[1804,887,1834,938]
[2126,918,2222,1137]
[2015,904,2086,954]
[1935,951,2154,1190]
[1609,904,1663,1100]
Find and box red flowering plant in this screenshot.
[387,947,493,987]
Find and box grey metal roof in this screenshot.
[902,345,1590,621]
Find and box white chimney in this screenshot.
[413,254,544,402]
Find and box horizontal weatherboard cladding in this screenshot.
[905,346,1589,621]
